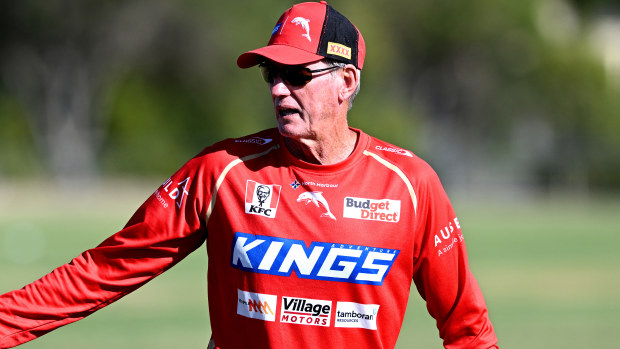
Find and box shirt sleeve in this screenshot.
[411,165,498,348]
[0,160,209,349]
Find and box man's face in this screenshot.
[265,61,342,141]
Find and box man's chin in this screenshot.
[277,124,302,139]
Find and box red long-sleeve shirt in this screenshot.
[0,128,498,348]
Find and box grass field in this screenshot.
[1,181,619,348]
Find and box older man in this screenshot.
[0,2,498,348]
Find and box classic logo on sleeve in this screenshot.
[230,232,399,286]
[343,197,401,223]
[280,296,331,327]
[237,289,277,321]
[234,137,272,145]
[245,180,282,218]
[335,302,379,330]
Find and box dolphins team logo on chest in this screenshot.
[245,180,282,218]
[297,191,337,220]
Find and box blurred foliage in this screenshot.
[0,91,42,176]
[0,0,619,191]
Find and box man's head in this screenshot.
[261,59,359,141]
[237,2,364,142]
[237,1,365,71]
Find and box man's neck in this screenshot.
[284,127,359,165]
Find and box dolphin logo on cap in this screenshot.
[291,17,312,42]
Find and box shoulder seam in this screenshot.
[362,150,418,214]
[205,144,280,223]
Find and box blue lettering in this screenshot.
[230,232,399,286]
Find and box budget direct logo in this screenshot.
[281,296,331,327]
[335,301,380,330]
[343,197,401,223]
[237,289,277,322]
[245,180,282,218]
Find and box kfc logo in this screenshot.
[245,180,281,218]
[256,186,271,206]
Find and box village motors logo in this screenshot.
[245,180,282,218]
[237,289,277,322]
[280,296,331,327]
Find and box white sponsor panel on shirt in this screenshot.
[280,296,332,327]
[343,197,401,223]
[237,289,277,322]
[244,180,282,219]
[335,301,380,330]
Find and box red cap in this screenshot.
[237,1,365,69]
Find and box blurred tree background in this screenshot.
[0,0,619,194]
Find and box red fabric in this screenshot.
[0,128,497,348]
[237,2,327,68]
[237,2,365,69]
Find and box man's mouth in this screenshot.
[277,108,300,118]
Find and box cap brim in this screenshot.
[237,45,324,68]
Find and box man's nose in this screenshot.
[270,76,291,97]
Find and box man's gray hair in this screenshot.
[326,60,361,111]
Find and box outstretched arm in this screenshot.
[0,164,209,348]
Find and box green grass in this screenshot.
[399,195,620,348]
[1,182,619,348]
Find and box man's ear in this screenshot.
[338,64,360,104]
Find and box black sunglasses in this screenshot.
[259,63,341,86]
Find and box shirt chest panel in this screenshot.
[207,160,416,269]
